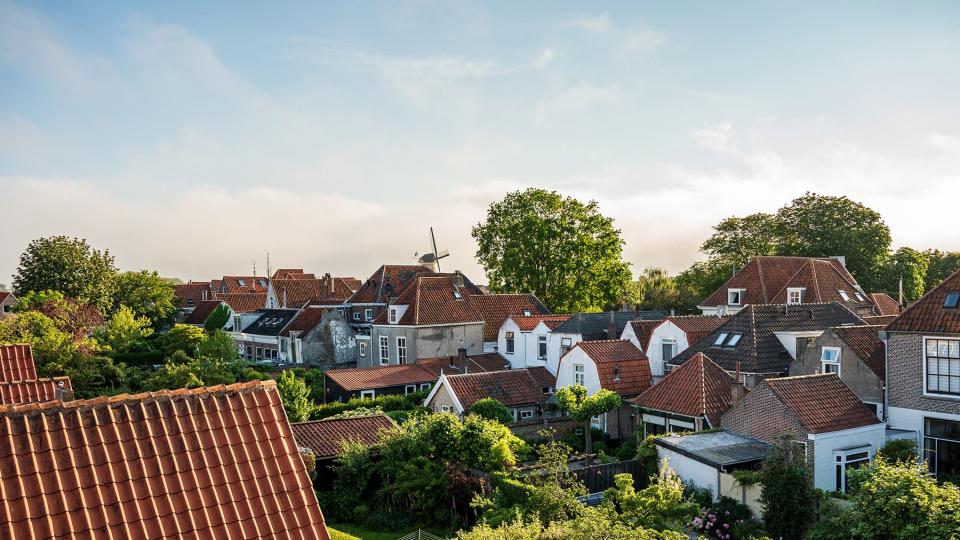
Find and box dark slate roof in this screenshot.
[670,303,864,374]
[182,300,224,325]
[553,310,668,340]
[654,431,771,469]
[242,309,301,336]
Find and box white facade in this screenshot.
[620,323,644,352]
[808,423,886,492]
[497,317,555,369]
[887,406,960,452]
[657,446,722,497]
[554,346,603,395]
[547,331,581,375]
[645,321,690,379]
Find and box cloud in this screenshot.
[929,133,960,157]
[564,13,612,34]
[530,48,556,70]
[534,83,623,123]
[622,27,665,55]
[561,12,663,54]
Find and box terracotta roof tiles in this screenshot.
[886,268,960,334]
[869,292,901,316]
[633,353,741,427]
[472,294,550,341]
[0,377,72,405]
[416,353,510,376]
[626,319,664,352]
[764,374,881,433]
[0,345,37,383]
[445,367,554,410]
[291,414,396,459]
[832,325,886,381]
[347,265,435,305]
[324,364,437,391]
[567,340,652,396]
[511,315,571,332]
[214,292,267,313]
[662,315,732,346]
[283,308,326,338]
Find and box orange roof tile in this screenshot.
[472,294,550,341]
[0,380,330,539]
[567,340,652,396]
[445,368,554,410]
[886,268,960,334]
[283,308,326,338]
[862,314,897,326]
[626,319,664,352]
[375,275,485,326]
[633,353,741,427]
[416,353,510,376]
[832,325,886,381]
[291,414,396,458]
[869,292,901,316]
[324,364,437,391]
[214,292,267,313]
[663,315,732,346]
[764,374,881,433]
[347,264,435,305]
[0,377,71,405]
[0,345,37,383]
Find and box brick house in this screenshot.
[424,367,556,423]
[791,324,886,418]
[884,269,960,481]
[721,373,884,492]
[344,264,437,332]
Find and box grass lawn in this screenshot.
[329,523,453,540]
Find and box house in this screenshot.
[415,351,511,376]
[791,324,886,418]
[0,344,73,405]
[215,292,271,330]
[884,268,960,481]
[232,308,301,362]
[721,373,885,492]
[546,309,667,375]
[182,299,233,328]
[555,340,652,439]
[0,291,18,319]
[279,307,357,368]
[634,353,746,436]
[267,272,359,310]
[620,319,663,358]
[344,264,436,331]
[0,380,331,539]
[424,367,556,423]
[498,314,571,369]
[669,302,865,388]
[173,281,213,308]
[291,413,395,462]
[698,256,882,317]
[642,315,730,379]
[472,293,550,352]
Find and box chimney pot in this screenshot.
[457,347,468,373]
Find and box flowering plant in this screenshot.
[690,508,740,539]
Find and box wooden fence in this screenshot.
[571,459,642,494]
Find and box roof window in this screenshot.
[838,290,850,301]
[945,291,960,308]
[238,279,246,287]
[453,291,462,300]
[714,333,729,346]
[854,292,865,302]
[725,334,742,347]
[523,309,532,316]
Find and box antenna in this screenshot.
[253,259,257,277]
[265,250,272,280]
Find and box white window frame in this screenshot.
[538,335,548,359]
[379,336,389,365]
[821,346,841,376]
[520,410,534,420]
[389,307,398,324]
[352,311,360,321]
[359,341,367,357]
[838,289,850,301]
[714,333,729,346]
[923,337,960,398]
[787,287,805,305]
[728,289,745,306]
[364,308,374,321]
[505,331,515,354]
[560,337,573,356]
[420,383,431,391]
[396,336,407,364]
[360,390,375,400]
[574,364,585,386]
[834,448,871,493]
[441,405,451,412]
[660,338,677,361]
[405,384,416,395]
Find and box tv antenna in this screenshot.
[415,227,450,272]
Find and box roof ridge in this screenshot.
[756,257,769,302]
[699,354,708,418]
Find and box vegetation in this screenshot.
[112,270,177,329]
[758,434,815,540]
[95,305,153,353]
[623,268,683,312]
[312,392,428,420]
[554,385,621,456]
[472,188,632,313]
[13,236,117,313]
[469,397,515,424]
[277,370,314,422]
[203,303,232,332]
[876,439,918,464]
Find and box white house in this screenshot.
[423,368,556,422]
[641,315,730,379]
[497,315,570,369]
[547,310,665,375]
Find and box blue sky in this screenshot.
[1,0,959,283]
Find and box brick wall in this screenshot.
[510,416,581,439]
[721,384,815,468]
[887,333,960,415]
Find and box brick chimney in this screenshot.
[55,381,74,402]
[457,347,468,373]
[324,273,334,298]
[606,311,617,339]
[731,361,745,404]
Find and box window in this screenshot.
[441,405,451,412]
[389,308,397,323]
[364,308,374,321]
[714,333,729,346]
[233,315,241,331]
[613,365,621,382]
[574,364,585,386]
[453,290,462,299]
[787,287,804,304]
[945,291,960,308]
[523,309,532,316]
[360,390,375,400]
[397,337,407,363]
[538,336,548,359]
[256,347,263,360]
[925,339,960,396]
[245,345,252,359]
[835,450,870,493]
[405,384,416,395]
[838,289,850,301]
[728,289,744,306]
[359,341,367,357]
[379,336,389,364]
[661,338,676,361]
[924,417,960,480]
[238,279,246,287]
[280,340,288,353]
[505,331,515,354]
[520,410,534,420]
[352,311,360,321]
[560,337,572,356]
[420,383,431,391]
[854,292,865,302]
[645,421,666,437]
[725,334,742,347]
[821,347,841,375]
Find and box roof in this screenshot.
[670,303,864,374]
[324,364,437,391]
[634,353,743,427]
[214,292,267,313]
[0,380,330,539]
[174,282,211,306]
[283,308,326,338]
[511,314,571,332]
[182,300,224,325]
[566,340,652,396]
[272,269,314,280]
[273,274,357,308]
[832,325,886,381]
[0,345,37,382]
[700,257,871,312]
[869,292,901,316]
[661,315,732,346]
[444,367,555,410]
[241,309,300,336]
[862,314,897,327]
[472,294,550,341]
[0,291,16,303]
[654,431,771,469]
[553,310,668,340]
[625,319,663,352]
[347,264,435,305]
[886,268,960,334]
[373,274,485,326]
[416,353,510,376]
[764,374,882,433]
[291,414,396,459]
[213,275,269,294]
[0,377,71,405]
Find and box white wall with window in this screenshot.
[645,320,692,378]
[547,332,579,374]
[379,336,389,365]
[774,330,826,359]
[358,340,367,358]
[821,346,841,375]
[810,422,885,492]
[554,345,604,396]
[396,336,407,364]
[924,416,960,480]
[361,390,375,399]
[497,317,555,370]
[728,288,745,306]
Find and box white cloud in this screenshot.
[565,13,612,34]
[533,83,623,123]
[530,48,556,70]
[929,133,960,156]
[622,27,665,55]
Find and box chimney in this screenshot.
[454,271,465,289]
[325,273,334,298]
[55,381,74,402]
[607,311,616,340]
[201,289,208,301]
[282,288,287,308]
[731,362,745,404]
[457,347,468,373]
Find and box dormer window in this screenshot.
[238,279,246,287]
[838,290,850,301]
[787,287,804,305]
[945,291,960,308]
[389,308,398,323]
[523,309,532,316]
[728,289,744,306]
[714,333,729,346]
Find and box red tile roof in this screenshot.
[626,319,664,352]
[869,292,901,316]
[182,300,225,325]
[174,282,212,306]
[0,291,15,303]
[214,292,267,313]
[272,269,314,280]
[215,275,269,293]
[291,414,396,459]
[764,374,881,433]
[347,264,435,305]
[444,367,554,410]
[0,380,330,539]
[567,340,652,396]
[633,353,741,427]
[472,294,550,341]
[662,315,732,346]
[0,345,37,383]
[832,325,886,381]
[886,268,960,334]
[324,364,437,391]
[416,353,510,376]
[511,315,571,332]
[376,275,484,326]
[283,308,326,338]
[0,377,72,405]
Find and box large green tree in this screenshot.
[13,236,117,312]
[95,305,153,353]
[113,270,177,329]
[880,247,930,303]
[701,212,779,268]
[623,268,682,311]
[277,370,314,422]
[472,189,632,313]
[923,249,960,292]
[555,385,621,457]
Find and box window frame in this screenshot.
[379,336,390,365]
[520,410,534,420]
[727,289,744,306]
[834,448,871,493]
[352,311,360,321]
[838,289,850,301]
[574,363,585,386]
[364,308,374,321]
[360,390,375,400]
[821,346,841,376]
[420,383,432,391]
[714,333,729,346]
[396,336,407,364]
[359,341,367,357]
[538,335,548,359]
[923,416,960,479]
[389,307,397,323]
[923,337,960,398]
[505,331,515,354]
[405,384,416,395]
[787,287,804,305]
[945,291,960,308]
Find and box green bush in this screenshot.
[877,438,918,464]
[615,439,638,461]
[313,391,428,419]
[327,527,361,540]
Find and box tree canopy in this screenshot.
[277,370,314,422]
[623,268,682,311]
[13,236,117,312]
[468,397,515,424]
[555,385,621,455]
[113,270,178,329]
[472,188,632,313]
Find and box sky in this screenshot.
[1,0,959,284]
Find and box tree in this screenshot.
[623,268,682,311]
[197,329,240,361]
[143,349,240,391]
[773,193,891,292]
[277,370,314,422]
[758,433,814,540]
[113,270,177,329]
[472,188,632,313]
[555,385,621,457]
[923,250,960,292]
[603,467,698,532]
[880,247,929,303]
[876,438,918,464]
[13,236,117,312]
[701,213,778,268]
[674,259,733,312]
[204,304,232,332]
[468,397,515,424]
[158,324,207,357]
[95,305,153,353]
[0,310,76,371]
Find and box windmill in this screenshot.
[415,227,450,272]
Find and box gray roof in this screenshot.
[670,302,864,374]
[242,309,300,336]
[655,430,771,469]
[553,310,668,340]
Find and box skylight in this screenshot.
[838,290,850,301]
[726,334,742,347]
[714,333,728,346]
[854,292,865,301]
[945,291,960,308]
[238,279,246,287]
[453,291,462,299]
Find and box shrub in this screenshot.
[876,438,918,464]
[615,438,638,461]
[758,434,814,540]
[469,397,515,424]
[327,528,361,540]
[690,496,762,540]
